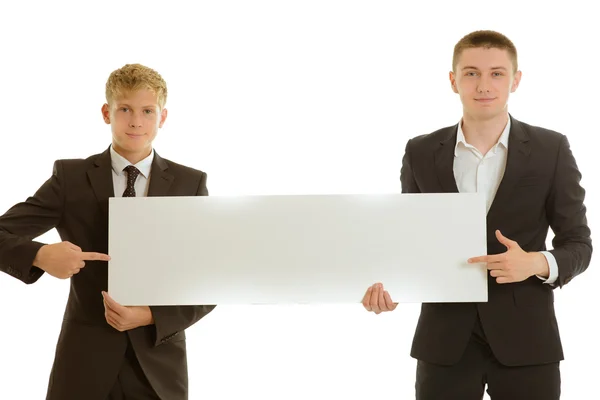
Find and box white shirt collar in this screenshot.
[455,117,511,156]
[110,146,154,178]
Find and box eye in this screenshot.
[120,107,129,112]
[144,109,154,114]
[492,72,503,77]
[465,72,478,77]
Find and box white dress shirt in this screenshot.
[453,119,558,285]
[110,146,154,198]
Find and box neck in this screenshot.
[461,110,509,154]
[112,145,152,165]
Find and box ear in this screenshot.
[158,108,168,128]
[101,104,111,125]
[510,70,522,93]
[449,71,459,94]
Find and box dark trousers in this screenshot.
[415,316,560,400]
[107,341,161,400]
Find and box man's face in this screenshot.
[450,47,521,121]
[101,89,167,161]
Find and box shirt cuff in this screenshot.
[536,251,559,285]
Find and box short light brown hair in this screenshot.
[452,30,518,73]
[105,63,168,109]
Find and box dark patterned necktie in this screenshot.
[123,165,140,197]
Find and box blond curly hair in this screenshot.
[105,63,168,109]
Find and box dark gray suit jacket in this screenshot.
[0,147,215,400]
[402,116,592,366]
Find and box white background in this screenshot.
[0,1,598,399]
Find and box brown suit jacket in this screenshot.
[402,115,592,367]
[0,147,216,400]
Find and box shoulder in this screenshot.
[158,155,207,178]
[514,119,565,140]
[405,123,457,153]
[51,151,105,172]
[511,117,568,153]
[157,155,208,194]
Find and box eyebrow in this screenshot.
[461,66,508,71]
[117,103,157,108]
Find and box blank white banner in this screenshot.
[108,193,487,305]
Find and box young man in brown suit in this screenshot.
[362,30,592,399]
[0,64,215,400]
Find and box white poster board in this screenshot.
[108,193,487,305]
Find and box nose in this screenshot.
[129,114,143,128]
[477,76,491,93]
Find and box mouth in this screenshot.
[474,98,496,103]
[126,133,145,138]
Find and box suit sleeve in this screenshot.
[0,161,65,284]
[546,136,592,288]
[400,139,421,194]
[149,171,216,346]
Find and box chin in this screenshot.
[130,146,150,154]
[117,144,149,154]
[472,104,501,113]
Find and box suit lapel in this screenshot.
[87,147,114,218]
[147,152,174,196]
[487,117,531,217]
[434,124,460,193]
[87,148,175,218]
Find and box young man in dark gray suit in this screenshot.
[362,30,592,399]
[0,63,215,400]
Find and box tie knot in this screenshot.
[124,165,140,180]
